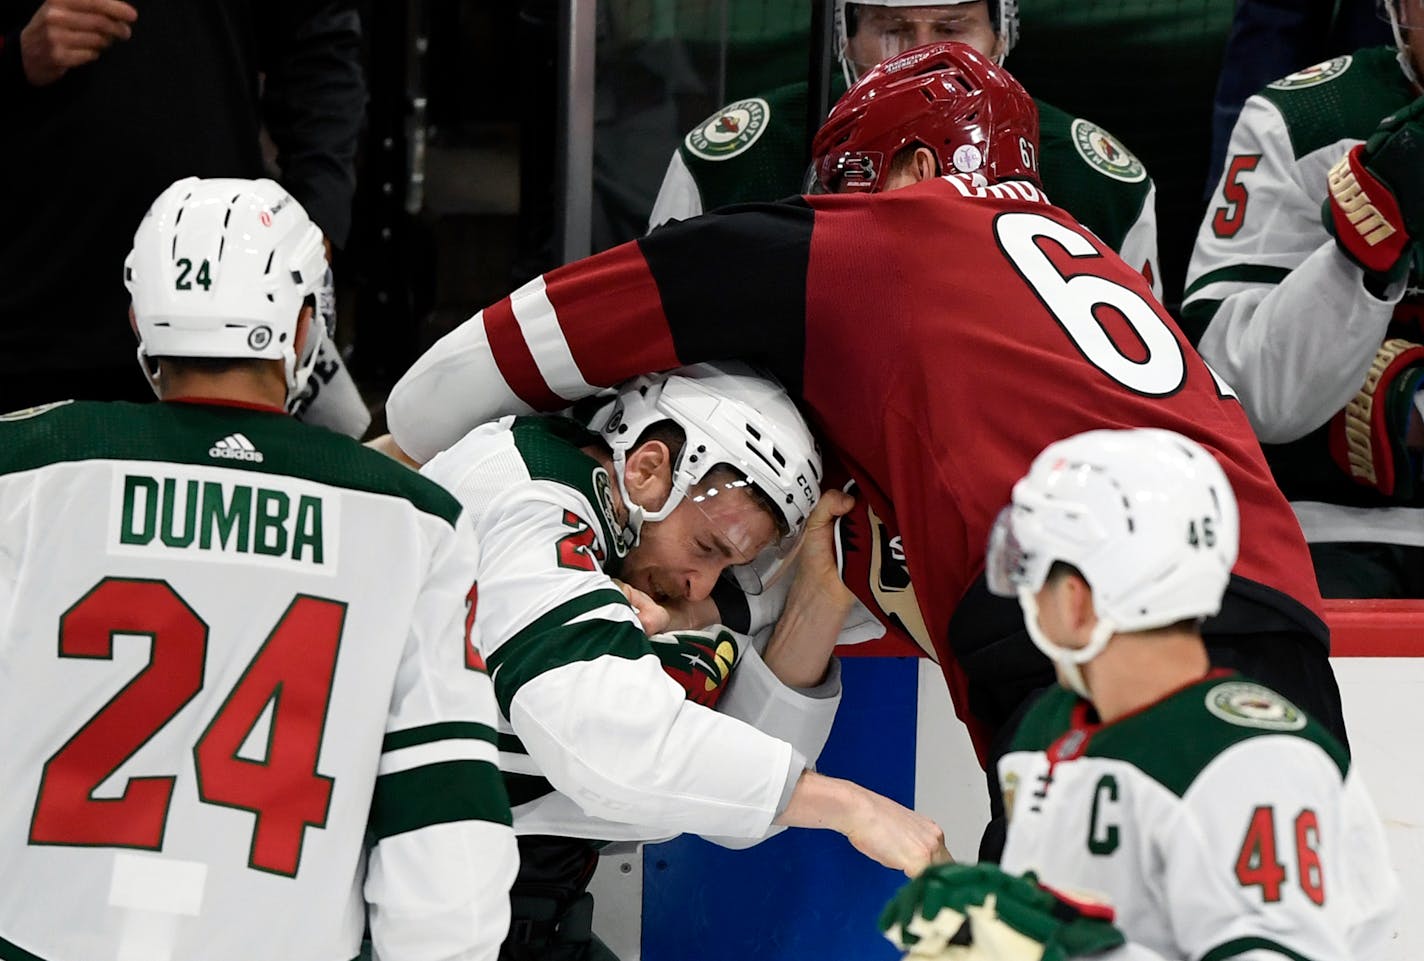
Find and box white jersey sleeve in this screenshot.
[1183,94,1404,444]
[648,150,705,231]
[365,515,518,961]
[1118,178,1163,303]
[422,423,803,841]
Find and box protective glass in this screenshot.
[685,476,806,595]
[846,9,996,78]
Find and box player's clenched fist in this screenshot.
[20,0,137,87]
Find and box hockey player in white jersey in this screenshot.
[0,177,517,961]
[877,428,1398,961]
[1182,0,1424,597]
[420,363,949,960]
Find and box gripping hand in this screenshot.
[1325,96,1424,285]
[879,863,1125,961]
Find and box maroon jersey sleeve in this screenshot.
[384,202,817,462]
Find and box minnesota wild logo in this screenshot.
[1269,56,1351,90]
[1071,119,1146,184]
[685,98,770,162]
[1205,681,1306,731]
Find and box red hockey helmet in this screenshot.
[811,41,1040,194]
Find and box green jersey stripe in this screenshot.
[0,401,463,526]
[488,588,633,672]
[1200,937,1320,961]
[490,619,653,717]
[505,771,558,807]
[0,933,45,961]
[370,759,512,840]
[1183,264,1291,299]
[382,721,498,753]
[498,731,526,755]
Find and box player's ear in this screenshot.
[625,440,673,512]
[1060,572,1099,639]
[912,146,938,183]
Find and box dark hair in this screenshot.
[1045,561,1196,634]
[152,356,269,376]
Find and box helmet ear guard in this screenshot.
[125,177,329,405]
[813,40,1039,194]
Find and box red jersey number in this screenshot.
[30,578,345,878]
[1211,155,1262,239]
[1234,805,1327,907]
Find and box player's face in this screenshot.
[1402,1,1424,79]
[621,489,777,605]
[845,3,1000,79]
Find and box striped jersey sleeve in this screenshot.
[420,420,802,841]
[1181,53,1414,444]
[364,512,517,961]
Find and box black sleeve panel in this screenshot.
[259,0,366,248]
[636,198,815,395]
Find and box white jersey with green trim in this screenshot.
[998,676,1398,961]
[1184,52,1416,446]
[420,415,811,843]
[0,400,516,961]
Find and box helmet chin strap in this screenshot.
[1018,589,1116,702]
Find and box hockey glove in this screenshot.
[648,627,740,707]
[879,863,1125,961]
[1329,338,1424,498]
[1324,96,1424,286]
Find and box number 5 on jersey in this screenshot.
[29,578,345,878]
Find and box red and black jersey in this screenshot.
[386,174,1327,740]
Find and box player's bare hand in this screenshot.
[613,579,671,635]
[659,594,722,631]
[785,488,856,609]
[21,0,137,87]
[845,790,952,877]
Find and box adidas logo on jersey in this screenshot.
[209,433,264,463]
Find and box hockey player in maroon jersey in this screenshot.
[383,43,1342,858]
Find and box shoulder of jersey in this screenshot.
[680,79,818,164]
[1256,48,1413,155]
[1033,98,1148,185]
[1066,119,1147,185]
[1106,679,1349,796]
[1009,678,1348,795]
[0,399,465,528]
[508,416,628,563]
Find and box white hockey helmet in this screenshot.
[985,428,1239,696]
[589,362,822,591]
[125,177,328,405]
[834,0,1020,84]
